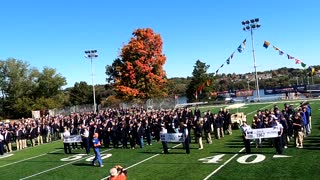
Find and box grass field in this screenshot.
[0,99,319,180]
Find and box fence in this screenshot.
[48,97,176,116]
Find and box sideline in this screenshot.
[0,149,61,168]
[19,149,113,180]
[100,144,181,180]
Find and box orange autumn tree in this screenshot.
[106,28,167,100]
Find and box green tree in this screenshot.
[68,81,93,105]
[186,60,212,102]
[0,58,67,118]
[35,67,66,98]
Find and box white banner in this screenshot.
[246,127,280,139]
[63,135,82,143]
[160,133,185,142]
[32,111,40,119]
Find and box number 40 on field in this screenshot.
[198,154,291,164]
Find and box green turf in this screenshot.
[0,99,319,180]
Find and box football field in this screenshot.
[0,100,319,180]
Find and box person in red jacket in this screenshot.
[109,165,127,180]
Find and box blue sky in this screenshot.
[1,0,319,88]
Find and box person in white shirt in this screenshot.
[240,120,251,154]
[273,118,283,154]
[160,124,169,154]
[63,127,71,154]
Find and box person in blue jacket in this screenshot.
[92,133,103,167]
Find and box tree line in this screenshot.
[1,28,319,118]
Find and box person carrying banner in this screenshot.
[92,133,103,167]
[63,127,71,154]
[160,124,169,154]
[240,120,251,154]
[272,118,283,154]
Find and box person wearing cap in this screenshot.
[109,165,127,180]
[92,133,103,167]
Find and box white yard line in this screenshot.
[203,148,245,180]
[19,149,113,180]
[101,144,181,180]
[0,149,61,168]
[246,103,276,115]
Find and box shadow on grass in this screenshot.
[138,151,187,155]
[73,163,94,167]
[48,152,64,155]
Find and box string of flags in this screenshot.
[263,40,316,75]
[194,39,247,99]
[214,39,246,75]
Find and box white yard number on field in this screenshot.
[61,154,112,162]
[199,154,286,164]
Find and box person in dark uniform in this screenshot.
[3,127,12,153]
[180,122,190,154]
[0,128,4,155]
[160,124,169,154]
[240,121,251,154]
[81,125,90,154]
[137,122,145,149]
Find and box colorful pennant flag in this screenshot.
[214,39,246,76]
[226,58,230,65]
[237,39,246,53]
[242,39,246,49]
[237,45,243,53]
[264,40,312,70]
[230,51,235,59]
[263,41,270,48]
[287,54,294,59]
[279,50,284,56]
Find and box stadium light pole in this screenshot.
[242,18,261,102]
[85,50,98,114]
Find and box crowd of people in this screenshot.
[0,106,233,155]
[0,101,312,157]
[241,101,312,154]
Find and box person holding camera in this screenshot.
[109,165,127,180]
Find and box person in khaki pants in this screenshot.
[15,126,23,151]
[195,118,204,150]
[4,128,12,153]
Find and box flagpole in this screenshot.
[242,18,261,102]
